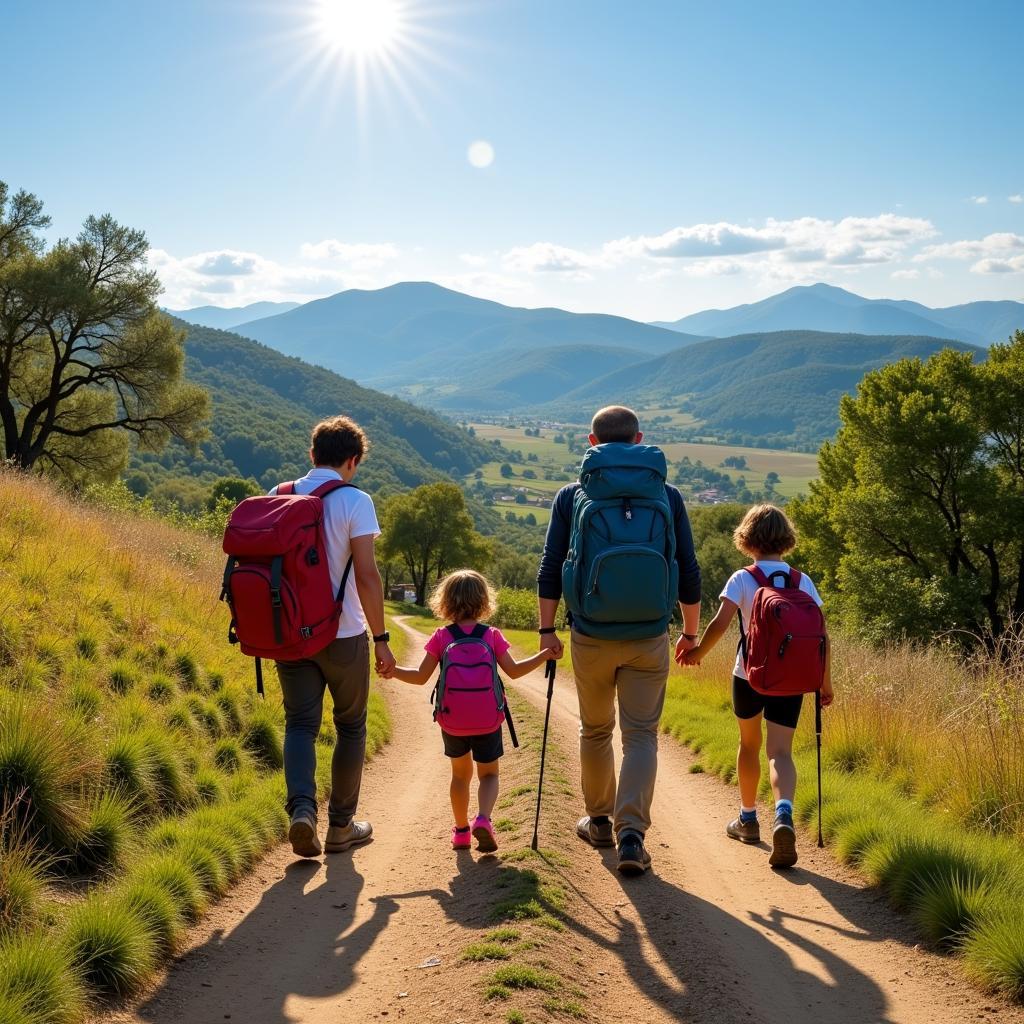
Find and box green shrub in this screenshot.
[72,792,136,874]
[186,696,223,738]
[963,906,1024,998]
[194,767,226,805]
[0,697,95,854]
[214,738,245,774]
[242,709,283,769]
[0,931,84,1024]
[914,872,996,949]
[114,878,184,955]
[108,661,139,695]
[75,632,98,660]
[463,942,511,961]
[214,691,243,734]
[173,652,200,691]
[492,588,538,630]
[140,729,195,809]
[105,732,157,806]
[166,699,196,735]
[66,681,103,719]
[133,854,208,921]
[206,670,225,692]
[0,835,46,937]
[147,673,175,703]
[488,964,559,991]
[62,896,158,998]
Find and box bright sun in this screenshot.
[316,0,403,57]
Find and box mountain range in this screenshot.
[651,283,1024,347]
[163,301,300,331]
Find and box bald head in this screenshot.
[590,405,641,445]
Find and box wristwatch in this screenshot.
[372,632,391,643]
[538,627,557,635]
[682,633,698,641]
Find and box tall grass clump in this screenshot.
[242,706,284,769]
[0,932,85,1024]
[61,896,157,998]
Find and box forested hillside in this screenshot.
[127,321,492,508]
[553,330,978,449]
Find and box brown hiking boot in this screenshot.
[726,816,761,845]
[576,815,614,848]
[325,820,373,853]
[288,810,322,858]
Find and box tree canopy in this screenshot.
[379,482,491,605]
[0,182,209,482]
[791,333,1024,643]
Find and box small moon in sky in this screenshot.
[467,140,495,168]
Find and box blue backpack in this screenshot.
[561,443,678,641]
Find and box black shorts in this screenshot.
[732,675,803,730]
[441,728,504,763]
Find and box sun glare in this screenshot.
[317,0,403,57]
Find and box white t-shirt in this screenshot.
[720,560,823,681]
[271,468,381,638]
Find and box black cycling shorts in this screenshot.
[732,675,803,730]
[441,728,504,763]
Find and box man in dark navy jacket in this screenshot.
[537,406,701,874]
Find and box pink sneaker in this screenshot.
[472,814,498,853]
[451,826,472,849]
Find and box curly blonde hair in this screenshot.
[733,504,797,558]
[429,569,496,623]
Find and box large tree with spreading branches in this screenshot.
[0,182,208,483]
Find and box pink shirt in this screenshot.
[425,624,511,661]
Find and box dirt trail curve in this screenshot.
[112,618,1024,1024]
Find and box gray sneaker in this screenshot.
[726,816,761,845]
[325,820,373,853]
[576,815,614,848]
[288,810,322,858]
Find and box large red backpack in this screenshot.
[739,565,826,697]
[220,480,353,694]
[431,625,518,747]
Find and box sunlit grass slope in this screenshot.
[0,472,390,1021]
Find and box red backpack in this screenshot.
[431,625,518,747]
[739,566,826,697]
[220,480,353,694]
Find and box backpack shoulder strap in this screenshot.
[744,565,771,588]
[446,623,467,642]
[470,623,489,641]
[310,479,355,500]
[788,568,803,588]
[277,481,295,495]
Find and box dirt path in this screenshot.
[111,620,1024,1024]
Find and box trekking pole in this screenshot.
[815,690,824,849]
[531,660,557,852]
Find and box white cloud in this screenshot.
[503,242,596,275]
[917,232,1024,262]
[972,256,1024,275]
[891,268,920,280]
[191,250,263,276]
[1010,195,1023,204]
[604,214,935,271]
[969,195,990,204]
[299,240,399,268]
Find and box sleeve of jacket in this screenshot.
[536,485,577,601]
[669,486,702,605]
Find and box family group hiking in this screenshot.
[221,404,832,877]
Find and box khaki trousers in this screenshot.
[570,629,670,837]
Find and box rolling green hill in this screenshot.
[550,330,978,449]
[127,320,493,509]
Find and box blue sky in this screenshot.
[3,0,1023,319]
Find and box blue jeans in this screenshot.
[275,634,369,827]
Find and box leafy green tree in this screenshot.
[207,476,262,510]
[379,482,491,605]
[0,183,209,482]
[499,463,514,478]
[791,335,1024,643]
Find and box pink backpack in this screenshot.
[431,625,518,746]
[739,565,827,697]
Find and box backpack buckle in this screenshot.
[270,588,282,607]
[300,626,313,639]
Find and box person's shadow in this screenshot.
[137,852,400,1024]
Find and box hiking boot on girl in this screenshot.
[679,504,833,869]
[383,570,559,853]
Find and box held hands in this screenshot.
[819,678,835,708]
[674,632,700,668]
[374,641,396,678]
[539,631,564,660]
